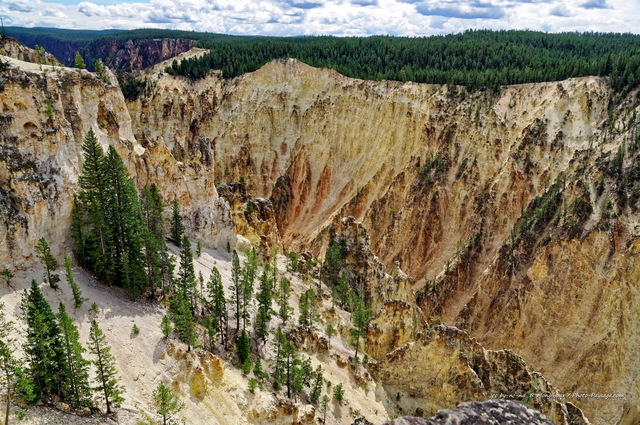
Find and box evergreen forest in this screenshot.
[6,27,640,93]
[167,30,640,92]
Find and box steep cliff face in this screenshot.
[217,182,283,255]
[130,59,607,281]
[93,38,196,70]
[330,217,414,314]
[0,55,235,269]
[3,46,638,425]
[367,303,588,425]
[0,36,59,65]
[126,58,637,425]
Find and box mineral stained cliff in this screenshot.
[1,45,638,424]
[127,57,637,424]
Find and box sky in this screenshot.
[1,0,638,36]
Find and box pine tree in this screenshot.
[57,304,92,408]
[280,340,299,400]
[350,295,371,361]
[298,288,317,328]
[152,382,183,425]
[103,145,147,296]
[241,357,252,375]
[140,184,166,298]
[172,290,196,351]
[20,280,67,402]
[276,277,291,324]
[230,251,241,333]
[177,236,196,308]
[333,272,351,309]
[253,357,266,381]
[140,184,164,239]
[141,184,175,297]
[93,59,106,80]
[320,394,330,424]
[206,266,227,348]
[35,237,60,289]
[170,198,183,247]
[333,383,344,402]
[88,320,124,414]
[270,328,285,390]
[321,240,344,287]
[299,291,310,327]
[310,365,323,404]
[64,254,85,307]
[298,356,313,393]
[74,130,155,296]
[198,271,204,313]
[236,330,250,365]
[76,129,113,282]
[254,265,273,345]
[248,378,259,393]
[201,315,216,352]
[240,249,258,331]
[74,51,86,69]
[161,315,173,339]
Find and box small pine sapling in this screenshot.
[152,382,183,425]
[161,315,173,339]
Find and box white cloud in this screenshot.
[1,0,637,35]
[549,4,573,16]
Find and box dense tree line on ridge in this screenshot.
[165,30,640,92]
[8,27,640,93]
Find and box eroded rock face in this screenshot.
[127,62,638,424]
[93,38,196,70]
[163,343,225,400]
[368,323,589,425]
[380,399,556,425]
[0,37,59,65]
[217,182,283,257]
[366,300,424,361]
[331,217,414,314]
[0,56,235,269]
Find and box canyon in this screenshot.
[1,38,638,424]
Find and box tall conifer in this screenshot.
[76,129,112,282]
[230,251,241,333]
[88,320,124,414]
[57,304,92,408]
[103,145,147,295]
[64,255,85,307]
[35,238,60,290]
[254,265,273,345]
[207,266,227,348]
[170,198,183,247]
[240,249,258,332]
[20,280,67,402]
[172,289,196,351]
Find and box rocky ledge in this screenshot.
[381,399,556,425]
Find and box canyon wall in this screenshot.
[0,54,235,270]
[2,47,638,424]
[127,59,638,424]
